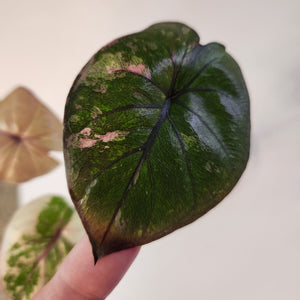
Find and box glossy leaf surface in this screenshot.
[1,195,84,300]
[64,22,250,261]
[0,87,62,183]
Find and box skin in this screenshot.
[32,235,140,300]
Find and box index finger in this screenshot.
[33,235,140,300]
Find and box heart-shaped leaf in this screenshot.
[64,22,250,261]
[1,195,84,300]
[0,87,62,183]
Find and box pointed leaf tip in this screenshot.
[64,22,250,259]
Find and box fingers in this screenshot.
[33,235,140,300]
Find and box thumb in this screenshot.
[32,235,140,300]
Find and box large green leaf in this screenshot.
[63,22,250,262]
[1,195,84,299]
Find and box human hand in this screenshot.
[32,235,140,300]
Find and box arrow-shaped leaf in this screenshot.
[63,22,250,262]
[0,87,62,183]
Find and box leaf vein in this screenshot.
[98,98,171,252]
[167,46,188,97]
[180,57,219,92]
[111,69,168,95]
[167,115,197,207]
[73,104,162,135]
[174,101,229,158]
[175,87,235,99]
[80,147,143,193]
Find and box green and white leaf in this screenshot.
[1,195,84,300]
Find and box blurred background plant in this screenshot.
[0,87,84,300]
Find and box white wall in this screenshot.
[1,0,299,299]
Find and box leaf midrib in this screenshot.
[84,43,230,254]
[98,97,172,250]
[17,223,68,298]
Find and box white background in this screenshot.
[1,0,300,299]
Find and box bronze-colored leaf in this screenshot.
[0,87,62,183]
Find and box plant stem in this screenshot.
[0,181,18,244]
